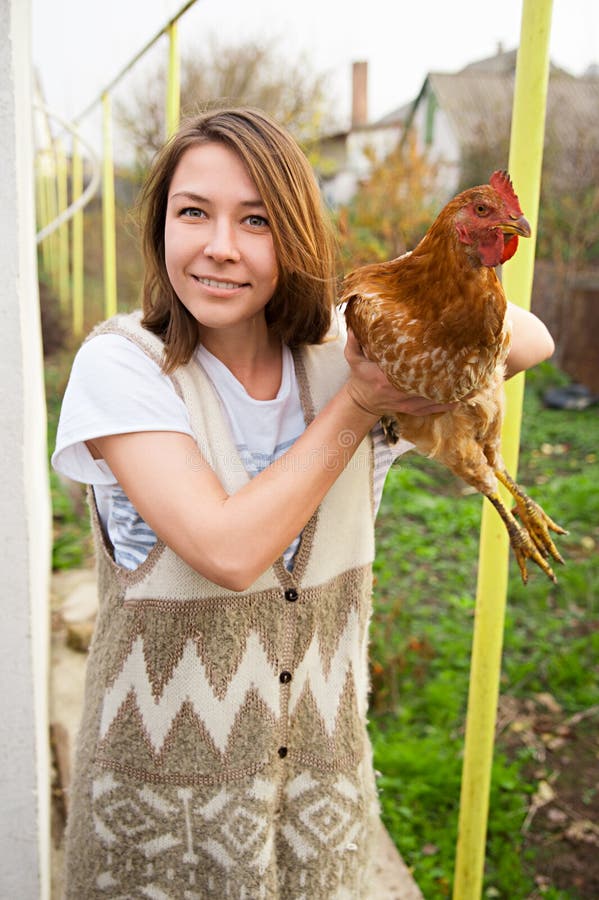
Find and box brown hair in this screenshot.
[139,107,336,372]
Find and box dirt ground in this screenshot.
[497,694,599,898]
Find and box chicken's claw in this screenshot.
[486,491,560,584]
[496,470,568,566]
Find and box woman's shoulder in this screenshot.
[68,328,188,423]
[75,327,163,375]
[84,311,167,369]
[52,325,193,484]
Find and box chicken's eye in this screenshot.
[475,204,489,216]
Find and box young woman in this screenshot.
[53,107,554,898]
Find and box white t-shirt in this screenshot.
[52,333,412,570]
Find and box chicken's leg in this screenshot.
[485,489,559,584]
[496,470,567,566]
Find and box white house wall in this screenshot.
[0,0,52,896]
[411,96,461,195]
[322,125,402,207]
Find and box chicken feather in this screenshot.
[340,171,566,583]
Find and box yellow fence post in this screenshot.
[34,153,44,243]
[56,138,70,311]
[452,2,553,898]
[102,91,118,319]
[166,20,181,138]
[45,149,59,295]
[37,151,51,275]
[71,136,84,337]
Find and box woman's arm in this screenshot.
[89,334,448,591]
[505,302,555,378]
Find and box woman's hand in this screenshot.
[344,329,454,417]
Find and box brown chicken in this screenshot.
[340,170,566,583]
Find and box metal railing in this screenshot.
[35,0,197,334]
[34,1,554,897]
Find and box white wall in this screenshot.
[0,0,51,896]
[411,97,461,196]
[321,125,403,208]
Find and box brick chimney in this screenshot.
[351,61,368,128]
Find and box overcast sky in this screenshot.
[32,0,598,147]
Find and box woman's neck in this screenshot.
[199,322,283,400]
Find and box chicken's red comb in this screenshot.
[489,170,523,215]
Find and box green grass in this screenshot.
[46,347,94,570]
[369,362,598,898]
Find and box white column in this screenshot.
[0,0,52,897]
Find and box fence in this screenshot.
[34,2,554,897]
[35,0,195,333]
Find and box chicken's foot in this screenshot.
[486,491,558,584]
[496,470,567,565]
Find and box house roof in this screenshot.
[372,101,412,127]
[318,49,599,170]
[413,62,599,157]
[426,71,514,145]
[460,47,520,74]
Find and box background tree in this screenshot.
[458,120,510,194]
[336,132,442,270]
[538,127,599,270]
[116,36,338,171]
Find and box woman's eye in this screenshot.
[245,214,269,228]
[180,207,205,218]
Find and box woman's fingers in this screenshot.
[394,397,455,416]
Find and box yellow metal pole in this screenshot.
[166,20,181,137]
[102,91,118,319]
[45,151,59,294]
[453,3,553,898]
[71,137,85,337]
[56,138,70,311]
[37,152,51,274]
[34,153,44,236]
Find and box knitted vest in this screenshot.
[63,312,380,899]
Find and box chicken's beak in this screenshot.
[501,215,531,239]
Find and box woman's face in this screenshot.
[164,141,279,341]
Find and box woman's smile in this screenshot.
[191,274,251,294]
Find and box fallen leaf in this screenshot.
[510,718,532,734]
[535,692,563,714]
[565,819,599,845]
[535,780,556,804]
[546,807,568,824]
[522,779,557,832]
